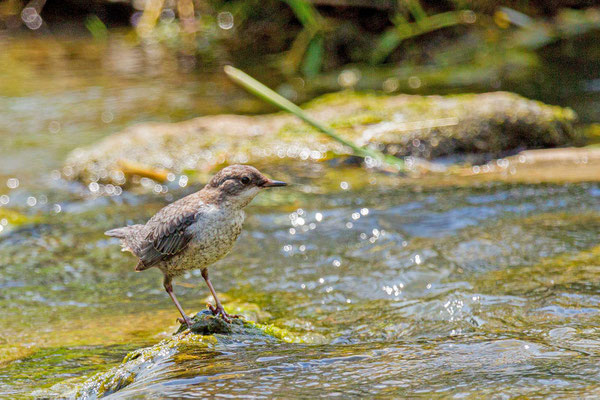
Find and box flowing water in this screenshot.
[1,34,600,399]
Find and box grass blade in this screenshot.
[301,35,324,78]
[224,65,405,170]
[283,0,322,33]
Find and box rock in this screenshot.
[456,147,600,183]
[63,91,579,186]
[64,311,303,399]
[176,309,271,335]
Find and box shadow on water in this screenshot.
[2,34,600,398]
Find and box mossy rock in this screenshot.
[63,91,579,186]
[175,309,278,336]
[67,311,303,399]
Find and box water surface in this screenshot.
[1,34,600,399]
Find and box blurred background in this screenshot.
[3,1,600,398]
[3,0,600,102]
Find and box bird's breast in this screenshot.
[189,208,244,239]
[168,208,245,272]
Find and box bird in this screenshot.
[105,165,287,328]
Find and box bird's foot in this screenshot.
[207,303,240,323]
[177,316,193,329]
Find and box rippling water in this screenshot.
[1,35,600,399]
[3,178,600,398]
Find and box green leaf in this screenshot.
[371,29,404,64]
[405,0,427,24]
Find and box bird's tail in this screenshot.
[105,224,145,258]
[105,225,143,239]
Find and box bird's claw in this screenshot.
[177,316,193,329]
[207,303,240,323]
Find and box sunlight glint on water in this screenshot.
[1,35,600,398]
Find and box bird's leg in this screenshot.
[164,276,193,328]
[201,268,240,323]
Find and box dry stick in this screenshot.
[224,66,405,171]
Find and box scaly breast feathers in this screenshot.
[164,210,245,274]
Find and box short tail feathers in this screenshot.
[105,225,143,239]
[105,225,146,265]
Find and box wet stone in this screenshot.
[176,310,246,335]
[63,91,580,187]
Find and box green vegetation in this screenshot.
[127,1,600,81]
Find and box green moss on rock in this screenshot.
[67,310,304,399]
[63,91,579,186]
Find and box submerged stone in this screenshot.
[63,91,579,186]
[64,311,303,399]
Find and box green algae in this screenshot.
[0,208,34,233]
[68,337,203,398]
[63,90,579,187]
[460,234,600,355]
[473,213,600,297]
[174,310,306,343]
[64,310,307,399]
[0,345,36,367]
[584,123,600,145]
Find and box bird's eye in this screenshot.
[241,176,250,185]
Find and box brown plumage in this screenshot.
[105,165,286,327]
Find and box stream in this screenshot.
[1,34,600,399]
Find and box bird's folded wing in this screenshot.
[137,200,201,268]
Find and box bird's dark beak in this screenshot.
[261,179,287,188]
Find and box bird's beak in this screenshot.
[261,179,287,188]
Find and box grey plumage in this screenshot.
[135,198,200,270]
[105,224,145,256]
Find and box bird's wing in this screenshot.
[137,197,204,269]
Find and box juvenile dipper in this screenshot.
[105,165,286,328]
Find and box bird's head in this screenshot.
[206,165,286,208]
